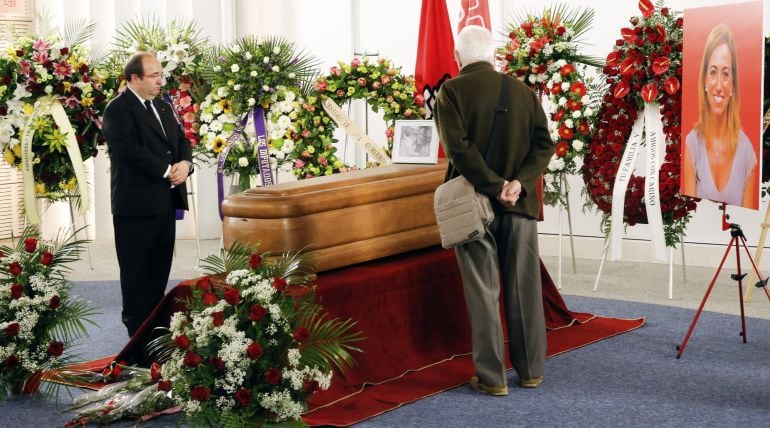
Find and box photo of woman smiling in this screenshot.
[681,22,758,209]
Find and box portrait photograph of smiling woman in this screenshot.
[680,2,763,210]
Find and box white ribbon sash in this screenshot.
[321,98,391,165]
[610,103,666,261]
[21,96,90,224]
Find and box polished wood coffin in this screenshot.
[221,162,446,272]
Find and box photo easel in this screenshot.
[743,107,770,302]
[675,204,770,358]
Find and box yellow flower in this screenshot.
[4,148,17,165]
[12,144,22,158]
[0,86,6,97]
[212,136,227,153]
[22,103,34,115]
[81,97,94,107]
[219,100,233,115]
[32,116,51,131]
[5,46,17,59]
[62,82,72,94]
[59,178,77,191]
[45,128,67,153]
[35,183,46,194]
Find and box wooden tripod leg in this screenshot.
[744,202,770,302]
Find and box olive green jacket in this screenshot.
[434,61,555,220]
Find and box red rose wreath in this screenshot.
[581,0,697,246]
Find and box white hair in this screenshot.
[455,25,494,67]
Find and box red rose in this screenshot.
[265,368,281,385]
[9,262,22,276]
[247,342,263,360]
[208,357,225,371]
[78,63,89,74]
[249,253,262,269]
[196,276,211,292]
[150,362,162,381]
[272,277,288,292]
[24,238,37,253]
[556,26,566,36]
[555,141,570,158]
[292,327,310,342]
[190,386,210,401]
[5,322,19,337]
[303,380,320,393]
[664,76,680,95]
[201,292,219,306]
[235,388,252,407]
[223,287,240,305]
[157,379,172,391]
[48,295,60,309]
[638,0,654,18]
[5,355,19,368]
[211,311,224,327]
[48,341,64,357]
[641,82,658,102]
[661,7,669,16]
[10,283,23,299]
[249,304,267,321]
[40,251,53,266]
[174,334,191,349]
[183,351,201,367]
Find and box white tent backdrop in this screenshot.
[34,0,770,268]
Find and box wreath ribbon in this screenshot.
[610,102,665,261]
[21,96,89,225]
[216,107,273,220]
[321,97,391,165]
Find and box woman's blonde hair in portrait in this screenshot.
[695,23,741,152]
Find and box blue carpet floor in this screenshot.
[1,280,770,427]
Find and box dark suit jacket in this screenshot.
[434,61,554,220]
[103,91,193,216]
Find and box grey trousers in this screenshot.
[454,211,546,387]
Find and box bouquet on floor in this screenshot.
[67,243,363,427]
[0,21,115,201]
[0,227,98,399]
[109,17,210,148]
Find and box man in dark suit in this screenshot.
[434,26,554,395]
[102,52,194,337]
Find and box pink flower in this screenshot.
[350,58,361,68]
[294,159,305,168]
[178,95,192,108]
[33,50,49,64]
[32,39,52,51]
[182,112,195,123]
[52,60,73,78]
[18,60,31,76]
[330,66,341,76]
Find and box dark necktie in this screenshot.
[144,100,152,112]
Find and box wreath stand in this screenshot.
[676,204,770,358]
[176,173,201,266]
[592,223,687,300]
[555,175,577,290]
[743,108,770,302]
[64,195,93,270]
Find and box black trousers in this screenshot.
[113,210,176,337]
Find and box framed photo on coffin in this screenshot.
[392,120,439,164]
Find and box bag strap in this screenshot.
[445,75,510,181]
[481,74,510,165]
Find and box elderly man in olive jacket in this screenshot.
[434,25,555,396]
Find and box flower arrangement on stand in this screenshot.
[581,0,697,246]
[498,5,602,206]
[67,243,363,427]
[761,36,770,196]
[109,17,210,148]
[195,36,319,190]
[0,23,115,204]
[292,57,426,179]
[0,227,98,398]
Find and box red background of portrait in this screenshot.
[681,1,764,210]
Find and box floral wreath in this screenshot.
[581,1,696,245]
[194,36,317,186]
[0,31,113,200]
[109,17,209,148]
[498,6,601,206]
[291,57,426,179]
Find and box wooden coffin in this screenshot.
[221,162,447,272]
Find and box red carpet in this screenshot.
[74,246,643,426]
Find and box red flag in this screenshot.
[415,0,459,158]
[458,0,491,32]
